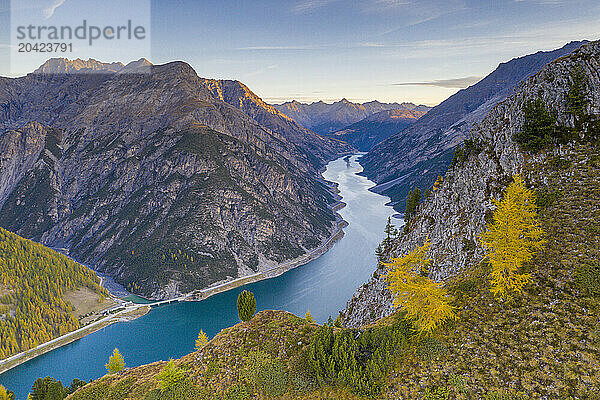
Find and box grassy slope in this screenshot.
[381,143,600,399]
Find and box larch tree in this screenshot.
[480,175,545,297]
[384,240,455,334]
[305,309,315,324]
[106,348,125,374]
[195,330,208,350]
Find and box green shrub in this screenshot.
[535,188,561,209]
[574,263,600,297]
[306,317,412,396]
[484,389,527,400]
[224,384,250,400]
[448,374,468,394]
[237,291,256,322]
[416,336,448,361]
[514,99,558,152]
[451,139,483,167]
[423,386,451,400]
[242,351,288,398]
[549,156,572,170]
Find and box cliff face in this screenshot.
[0,60,351,299]
[342,41,600,327]
[359,41,587,212]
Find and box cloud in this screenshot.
[243,64,278,78]
[291,0,340,14]
[393,76,482,88]
[514,0,566,4]
[237,45,326,51]
[368,0,467,29]
[42,0,66,19]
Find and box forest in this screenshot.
[0,227,108,359]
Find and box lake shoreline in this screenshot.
[0,156,351,377]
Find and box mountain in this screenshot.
[326,107,430,151]
[33,58,126,74]
[273,99,427,135]
[359,40,588,212]
[0,58,353,299]
[200,79,351,167]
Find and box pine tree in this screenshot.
[480,175,545,297]
[405,188,422,221]
[236,290,256,322]
[106,348,125,374]
[384,240,455,334]
[568,64,589,125]
[305,309,315,324]
[195,330,208,350]
[376,217,398,263]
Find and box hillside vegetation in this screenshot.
[62,142,600,400]
[0,227,107,359]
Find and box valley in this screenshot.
[0,2,598,397]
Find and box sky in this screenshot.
[1,0,599,106]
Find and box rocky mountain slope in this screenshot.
[0,59,352,299]
[200,79,351,168]
[326,108,429,152]
[342,40,600,328]
[360,41,588,212]
[273,99,427,135]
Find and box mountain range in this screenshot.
[273,99,428,135]
[359,40,588,211]
[0,58,353,299]
[326,108,429,151]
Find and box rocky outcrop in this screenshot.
[273,99,427,135]
[360,41,588,212]
[0,59,351,299]
[342,40,600,327]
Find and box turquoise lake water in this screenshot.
[0,154,399,399]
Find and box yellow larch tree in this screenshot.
[480,175,545,297]
[384,240,455,334]
[195,330,208,350]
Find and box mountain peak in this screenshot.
[33,58,125,74]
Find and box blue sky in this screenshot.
[2,0,600,105]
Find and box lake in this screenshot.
[0,154,400,399]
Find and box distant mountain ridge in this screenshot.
[360,40,588,211]
[326,108,430,151]
[32,57,152,74]
[273,98,428,135]
[0,58,353,299]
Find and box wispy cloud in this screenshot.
[291,0,340,14]
[368,0,467,29]
[243,64,278,78]
[514,0,566,4]
[393,76,482,88]
[42,0,66,19]
[237,45,326,51]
